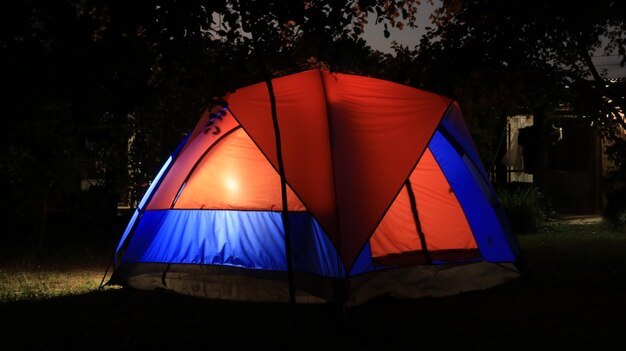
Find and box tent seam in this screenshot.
[345,98,456,273]
[317,70,346,283]
[169,125,241,208]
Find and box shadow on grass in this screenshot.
[2,223,626,349]
[2,277,625,349]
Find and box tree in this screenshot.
[0,1,242,250]
[0,1,117,250]
[380,0,625,177]
[1,0,435,260]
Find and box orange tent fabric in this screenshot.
[228,70,451,269]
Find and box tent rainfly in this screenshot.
[107,69,521,305]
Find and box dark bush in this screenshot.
[497,183,555,235]
[603,185,626,230]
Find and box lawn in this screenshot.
[1,222,625,349]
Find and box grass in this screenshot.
[0,268,103,302]
[1,222,625,349]
[0,242,112,303]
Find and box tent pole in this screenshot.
[252,40,297,312]
[405,180,432,264]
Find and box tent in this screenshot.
[108,69,521,305]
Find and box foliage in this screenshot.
[382,0,626,168]
[0,1,156,250]
[604,197,626,229]
[602,180,626,229]
[600,84,626,228]
[497,183,555,235]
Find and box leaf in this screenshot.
[226,31,238,41]
[384,29,390,38]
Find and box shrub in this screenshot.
[603,185,626,230]
[497,183,554,235]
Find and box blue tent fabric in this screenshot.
[115,155,173,254]
[439,106,521,258]
[122,210,344,277]
[428,130,517,262]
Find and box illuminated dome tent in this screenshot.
[108,69,521,305]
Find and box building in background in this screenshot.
[502,106,625,215]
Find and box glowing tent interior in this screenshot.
[107,69,521,305]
